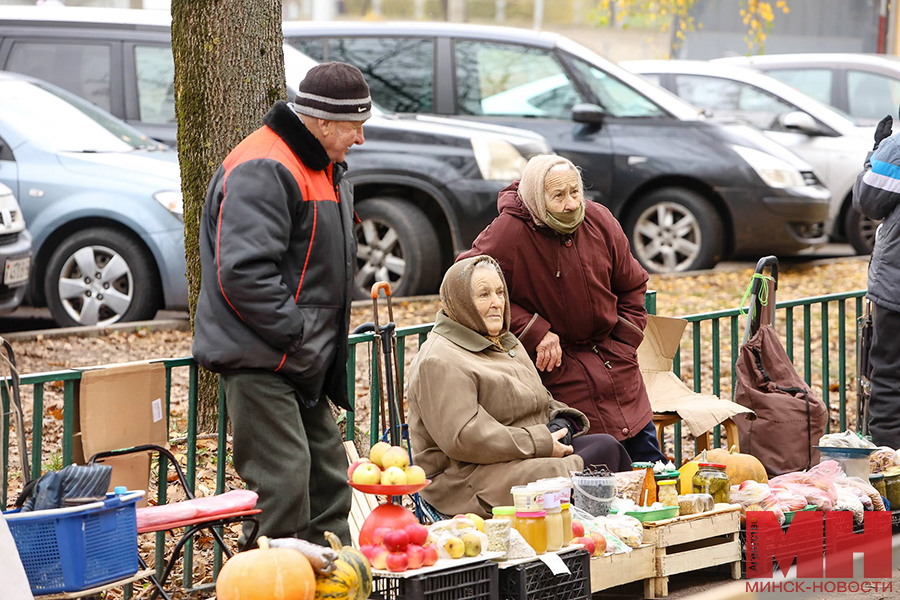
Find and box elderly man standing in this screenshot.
[459,155,666,464]
[192,63,369,545]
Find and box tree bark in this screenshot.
[171,0,286,431]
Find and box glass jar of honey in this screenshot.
[492,505,517,530]
[560,502,573,547]
[515,510,547,555]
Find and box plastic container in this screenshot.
[814,446,875,480]
[370,558,498,600]
[560,502,572,547]
[484,519,511,559]
[498,548,590,600]
[632,462,657,506]
[3,491,143,595]
[624,506,679,522]
[677,493,715,515]
[511,486,544,513]
[572,470,616,517]
[515,511,547,555]
[692,463,730,503]
[492,506,517,530]
[657,480,678,507]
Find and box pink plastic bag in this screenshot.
[771,487,808,512]
[729,481,785,525]
[137,490,258,530]
[769,461,841,512]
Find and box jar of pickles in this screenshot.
[657,479,678,507]
[869,474,886,499]
[492,506,517,529]
[515,510,547,554]
[692,463,730,504]
[632,462,657,506]
[882,467,900,508]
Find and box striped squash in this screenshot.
[314,532,372,600]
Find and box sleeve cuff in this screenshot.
[518,313,552,355]
[548,408,590,437]
[526,424,554,457]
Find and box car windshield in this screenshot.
[283,44,385,117]
[0,79,161,153]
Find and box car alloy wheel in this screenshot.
[57,245,134,326]
[632,201,703,273]
[355,219,407,292]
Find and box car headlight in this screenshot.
[731,145,806,189]
[471,137,528,181]
[154,191,184,215]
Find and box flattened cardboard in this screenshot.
[638,315,754,438]
[78,361,168,460]
[94,453,152,508]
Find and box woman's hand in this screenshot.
[551,427,573,458]
[536,331,563,372]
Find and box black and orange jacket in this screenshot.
[193,101,355,411]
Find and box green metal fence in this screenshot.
[0,288,868,593]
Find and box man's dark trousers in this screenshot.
[223,371,351,546]
[869,304,900,449]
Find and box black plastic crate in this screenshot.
[371,560,499,600]
[498,549,590,600]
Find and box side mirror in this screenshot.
[572,103,606,125]
[780,111,821,135]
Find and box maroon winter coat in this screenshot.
[458,181,651,441]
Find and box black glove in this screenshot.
[547,418,574,446]
[874,115,893,150]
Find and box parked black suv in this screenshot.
[0,7,551,298]
[283,21,832,273]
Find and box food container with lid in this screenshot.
[632,462,657,506]
[511,485,544,512]
[514,510,547,554]
[814,446,875,480]
[572,467,616,517]
[692,463,730,503]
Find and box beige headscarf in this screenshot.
[518,154,585,234]
[440,256,511,347]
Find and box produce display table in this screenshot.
[641,505,742,598]
[589,543,656,593]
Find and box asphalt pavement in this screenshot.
[0,244,857,334]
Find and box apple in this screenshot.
[347,458,372,480]
[571,520,585,538]
[383,529,410,552]
[573,536,595,556]
[373,527,392,545]
[404,465,427,485]
[464,513,485,533]
[422,544,439,566]
[359,544,377,561]
[381,466,408,486]
[443,536,465,559]
[370,545,389,570]
[386,551,409,572]
[382,446,410,470]
[404,523,429,546]
[369,441,392,468]
[588,533,607,557]
[352,462,382,485]
[406,544,425,569]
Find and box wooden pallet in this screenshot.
[641,505,742,599]
[590,543,656,592]
[344,441,379,547]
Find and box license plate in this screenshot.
[4,256,30,286]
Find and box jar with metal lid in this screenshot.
[515,510,547,554]
[882,467,900,508]
[869,473,887,499]
[692,463,730,504]
[632,462,657,506]
[655,470,681,497]
[492,506,517,529]
[560,502,572,546]
[657,479,679,507]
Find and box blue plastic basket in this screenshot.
[3,491,143,594]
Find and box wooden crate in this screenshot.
[589,543,656,592]
[642,505,742,599]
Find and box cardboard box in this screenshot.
[637,315,754,439]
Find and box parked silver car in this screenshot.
[0,181,32,314]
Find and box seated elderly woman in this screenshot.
[407,256,631,518]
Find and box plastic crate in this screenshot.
[371,559,499,600]
[4,491,142,595]
[499,549,590,600]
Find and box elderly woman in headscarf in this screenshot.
[407,256,632,518]
[458,155,666,463]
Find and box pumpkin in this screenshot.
[314,531,372,600]
[704,445,768,486]
[216,536,315,600]
[679,450,707,494]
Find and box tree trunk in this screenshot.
[171,0,286,431]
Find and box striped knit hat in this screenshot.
[293,62,372,122]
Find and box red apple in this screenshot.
[404,523,429,546]
[573,536,595,556]
[347,458,372,479]
[370,545,389,570]
[588,533,606,557]
[406,544,425,569]
[383,529,410,552]
[359,544,377,561]
[373,527,392,545]
[386,551,409,572]
[571,520,585,538]
[422,545,439,567]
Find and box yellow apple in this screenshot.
[444,536,465,559]
[404,465,427,485]
[381,466,408,486]
[351,462,382,485]
[461,533,482,557]
[382,446,410,470]
[369,441,392,468]
[464,513,485,533]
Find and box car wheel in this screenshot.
[845,207,879,255]
[624,188,724,273]
[353,198,441,300]
[44,227,160,327]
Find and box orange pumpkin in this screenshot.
[216,536,316,600]
[703,445,768,486]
